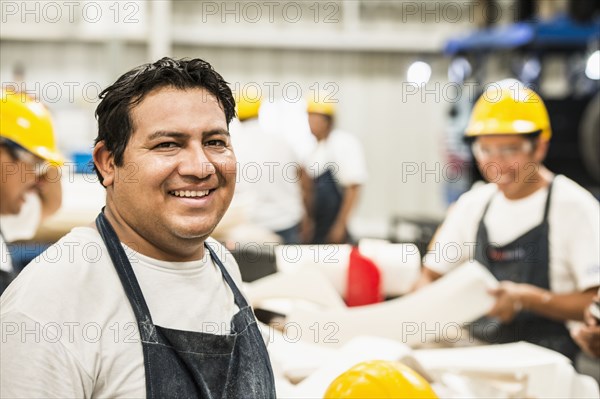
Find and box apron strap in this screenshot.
[542,177,555,222]
[96,211,250,326]
[480,190,497,220]
[204,243,250,309]
[95,211,156,328]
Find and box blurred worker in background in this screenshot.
[304,97,368,244]
[0,90,63,294]
[230,92,307,244]
[1,58,275,397]
[414,80,600,361]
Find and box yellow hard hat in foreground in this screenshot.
[0,90,64,165]
[324,360,438,399]
[465,79,552,141]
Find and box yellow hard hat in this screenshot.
[307,97,336,117]
[323,360,438,399]
[465,80,552,141]
[236,90,261,121]
[0,90,64,165]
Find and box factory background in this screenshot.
[4,0,597,241]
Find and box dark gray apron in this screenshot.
[472,179,579,361]
[95,212,276,398]
[311,168,348,244]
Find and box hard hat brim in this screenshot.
[31,145,66,166]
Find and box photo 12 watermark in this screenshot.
[1,1,141,24]
[197,1,340,24]
[2,81,103,104]
[232,81,339,104]
[400,81,542,104]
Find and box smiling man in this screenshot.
[414,80,599,361]
[0,58,276,397]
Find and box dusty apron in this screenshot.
[95,212,276,398]
[312,168,348,244]
[472,180,579,361]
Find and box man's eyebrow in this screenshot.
[204,129,230,137]
[146,131,189,141]
[146,130,230,141]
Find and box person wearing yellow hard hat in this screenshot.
[323,360,438,399]
[304,96,368,244]
[413,80,599,361]
[229,91,307,244]
[0,90,64,294]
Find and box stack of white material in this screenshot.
[249,259,498,348]
[272,337,599,398]
[273,239,421,297]
[414,342,600,398]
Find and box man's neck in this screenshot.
[101,205,206,262]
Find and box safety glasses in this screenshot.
[0,139,46,169]
[471,140,534,161]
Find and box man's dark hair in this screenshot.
[94,57,236,184]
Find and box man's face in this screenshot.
[0,145,40,215]
[104,87,236,253]
[472,135,544,199]
[308,113,332,141]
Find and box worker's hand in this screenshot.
[583,296,599,327]
[571,324,600,358]
[572,296,600,358]
[326,222,347,244]
[487,281,527,323]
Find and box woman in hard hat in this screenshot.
[414,80,600,361]
[304,98,368,244]
[0,90,64,294]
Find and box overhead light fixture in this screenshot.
[585,50,600,80]
[407,61,432,87]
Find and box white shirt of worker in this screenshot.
[424,175,600,296]
[231,119,304,232]
[303,128,368,186]
[0,227,245,398]
[0,192,42,273]
[0,231,11,274]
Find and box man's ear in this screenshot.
[93,141,115,187]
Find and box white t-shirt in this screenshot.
[423,175,600,294]
[231,119,304,231]
[0,227,247,398]
[0,192,42,272]
[303,129,368,187]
